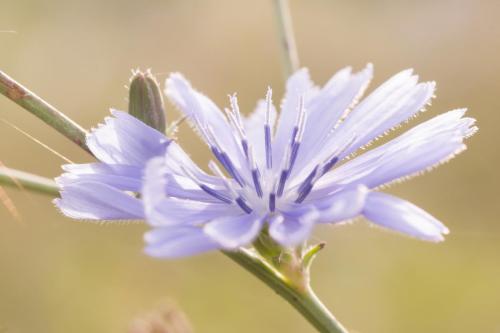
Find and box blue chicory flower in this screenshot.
[55,65,477,258]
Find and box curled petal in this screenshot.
[204,214,264,249]
[283,185,367,232]
[269,215,313,247]
[363,192,449,242]
[313,185,368,223]
[144,226,219,258]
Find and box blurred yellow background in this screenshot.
[1,1,499,332]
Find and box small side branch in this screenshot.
[0,70,91,153]
[0,167,59,196]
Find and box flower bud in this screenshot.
[128,69,166,133]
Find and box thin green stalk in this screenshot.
[272,0,300,78]
[0,70,91,153]
[0,167,59,196]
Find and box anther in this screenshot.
[235,197,253,214]
[248,147,263,197]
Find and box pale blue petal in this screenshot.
[312,185,368,223]
[54,181,144,220]
[316,109,476,191]
[291,65,373,179]
[87,110,169,166]
[338,70,434,157]
[204,213,263,249]
[57,163,142,191]
[363,192,449,242]
[144,226,219,258]
[298,70,435,180]
[283,185,367,226]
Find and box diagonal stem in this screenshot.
[224,249,348,333]
[0,70,91,153]
[272,0,300,78]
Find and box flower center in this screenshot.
[179,89,353,216]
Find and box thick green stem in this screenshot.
[0,167,59,196]
[272,0,300,78]
[0,70,91,153]
[225,249,348,333]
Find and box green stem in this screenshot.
[0,70,91,153]
[225,249,348,333]
[272,0,300,78]
[0,167,59,196]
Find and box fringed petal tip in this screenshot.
[164,73,192,108]
[54,182,144,220]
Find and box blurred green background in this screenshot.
[1,0,499,332]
